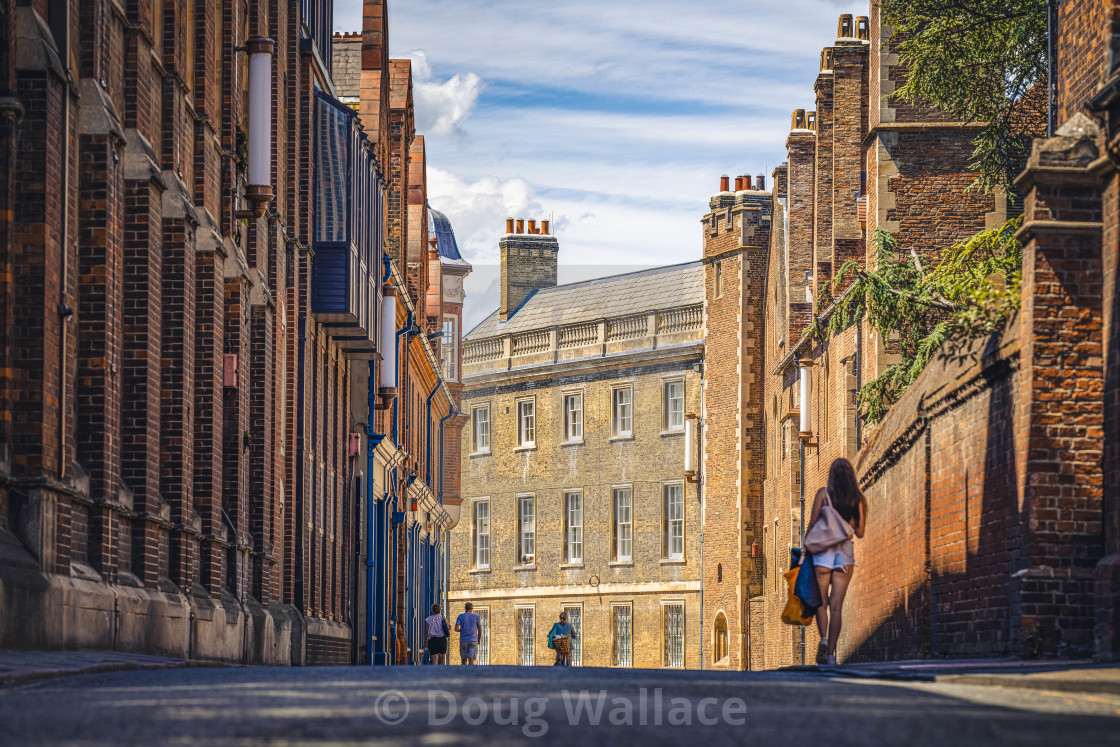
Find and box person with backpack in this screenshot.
[424,603,450,665]
[806,458,868,666]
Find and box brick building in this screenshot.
[713,2,1120,668]
[450,222,703,668]
[0,0,463,665]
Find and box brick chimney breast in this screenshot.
[499,230,559,321]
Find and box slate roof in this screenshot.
[331,36,361,99]
[428,207,469,265]
[465,261,704,340]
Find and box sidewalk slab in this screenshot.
[777,657,1120,696]
[0,650,220,686]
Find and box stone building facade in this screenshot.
[0,0,462,666]
[451,224,703,668]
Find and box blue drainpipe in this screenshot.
[365,361,386,665]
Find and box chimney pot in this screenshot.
[792,109,806,130]
[542,219,550,235]
[838,13,853,38]
[528,219,538,234]
[744,175,752,190]
[506,218,515,234]
[733,176,741,191]
[757,175,766,191]
[820,49,833,71]
[516,219,525,234]
[856,16,870,40]
[807,111,817,131]
[720,175,730,192]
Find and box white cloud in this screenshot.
[406,49,483,137]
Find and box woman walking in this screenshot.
[808,458,867,666]
[424,603,450,665]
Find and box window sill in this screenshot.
[469,567,491,574]
[469,450,491,458]
[561,439,584,447]
[514,564,537,571]
[608,435,634,443]
[660,558,687,565]
[660,429,684,437]
[513,444,537,453]
[609,560,634,567]
[560,562,584,569]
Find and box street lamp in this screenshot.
[236,36,276,219]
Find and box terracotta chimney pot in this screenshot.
[506,218,515,233]
[516,219,525,234]
[720,175,730,192]
[542,219,550,235]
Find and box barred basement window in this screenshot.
[613,605,633,667]
[664,604,684,668]
[476,608,490,665]
[565,606,583,666]
[518,608,535,666]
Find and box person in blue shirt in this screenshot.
[547,610,577,666]
[454,601,483,665]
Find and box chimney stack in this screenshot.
[500,219,560,321]
[720,174,730,192]
[856,16,869,40]
[837,13,853,38]
[506,218,515,234]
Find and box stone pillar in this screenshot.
[1014,113,1105,657]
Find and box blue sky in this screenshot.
[335,0,862,330]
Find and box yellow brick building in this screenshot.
[450,223,704,668]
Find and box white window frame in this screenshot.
[473,498,490,569]
[441,316,458,382]
[516,605,535,666]
[563,390,583,443]
[663,378,685,432]
[612,385,633,438]
[564,491,583,564]
[662,601,685,668]
[518,494,535,565]
[472,404,490,454]
[612,486,633,562]
[517,397,536,447]
[612,603,633,667]
[663,482,684,560]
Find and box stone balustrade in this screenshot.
[462,304,704,376]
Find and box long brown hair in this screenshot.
[827,458,865,525]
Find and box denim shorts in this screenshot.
[814,541,855,570]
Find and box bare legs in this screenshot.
[814,566,853,660]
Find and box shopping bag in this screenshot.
[781,567,814,625]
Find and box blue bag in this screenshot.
[790,547,822,611]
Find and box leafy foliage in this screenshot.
[879,0,1048,191]
[809,218,1023,423]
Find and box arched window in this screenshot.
[714,612,728,663]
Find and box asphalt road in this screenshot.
[1,665,1118,746]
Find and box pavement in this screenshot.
[1,662,1118,745]
[0,650,222,686]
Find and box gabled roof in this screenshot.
[465,261,704,340]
